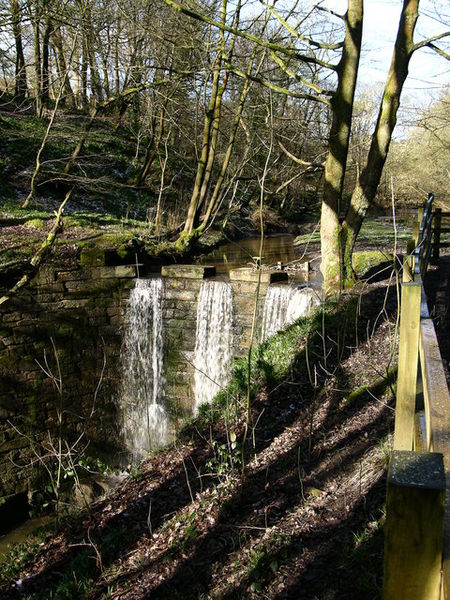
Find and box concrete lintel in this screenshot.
[229,268,288,284]
[161,265,216,279]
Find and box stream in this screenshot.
[196,233,320,279]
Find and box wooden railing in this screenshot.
[383,193,450,600]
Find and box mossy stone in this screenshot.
[80,247,105,267]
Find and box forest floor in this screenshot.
[1,258,406,600]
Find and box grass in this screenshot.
[294,217,411,247]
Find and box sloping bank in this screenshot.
[0,268,398,600]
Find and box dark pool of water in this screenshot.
[0,515,52,556]
[196,234,314,275]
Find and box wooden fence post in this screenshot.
[383,451,445,600]
[413,221,420,246]
[418,206,425,224]
[393,279,422,450]
[432,208,442,265]
[403,255,413,283]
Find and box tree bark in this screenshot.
[28,0,42,115]
[41,10,52,107]
[201,47,259,228]
[10,0,28,99]
[179,0,229,243]
[136,102,167,186]
[340,0,420,281]
[320,0,363,292]
[53,27,76,107]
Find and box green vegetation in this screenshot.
[294,218,410,248]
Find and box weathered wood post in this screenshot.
[412,221,420,246]
[418,205,425,225]
[432,208,442,266]
[383,451,445,600]
[393,278,422,450]
[403,254,413,283]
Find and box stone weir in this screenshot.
[160,264,315,423]
[0,254,317,508]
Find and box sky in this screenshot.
[323,0,449,105]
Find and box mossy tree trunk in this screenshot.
[27,0,42,115]
[322,0,421,292]
[339,0,419,285]
[180,0,230,242]
[53,27,76,108]
[41,6,52,108]
[320,0,363,292]
[201,58,254,228]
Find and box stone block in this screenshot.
[56,269,86,283]
[58,299,91,310]
[93,266,137,279]
[32,265,56,286]
[229,268,288,284]
[161,265,216,279]
[165,290,197,302]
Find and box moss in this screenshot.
[26,395,37,423]
[33,341,47,351]
[352,250,392,276]
[117,244,131,259]
[175,230,199,253]
[80,246,105,267]
[57,324,74,338]
[343,366,397,407]
[25,219,46,230]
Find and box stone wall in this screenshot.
[0,258,312,506]
[0,250,136,504]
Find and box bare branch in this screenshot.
[412,30,450,53]
[279,141,325,168]
[270,51,331,95]
[260,1,344,50]
[315,5,345,21]
[228,63,331,106]
[425,42,450,61]
[163,0,337,70]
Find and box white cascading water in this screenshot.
[261,285,318,341]
[194,280,234,411]
[120,278,169,456]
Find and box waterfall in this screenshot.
[194,280,234,411]
[120,278,169,456]
[261,285,318,341]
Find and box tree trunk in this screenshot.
[136,103,166,186]
[201,47,257,228]
[41,14,52,107]
[10,0,28,99]
[340,0,419,281]
[320,0,363,292]
[80,33,89,109]
[180,0,228,242]
[28,0,42,115]
[53,27,76,107]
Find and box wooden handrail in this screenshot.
[384,193,450,599]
